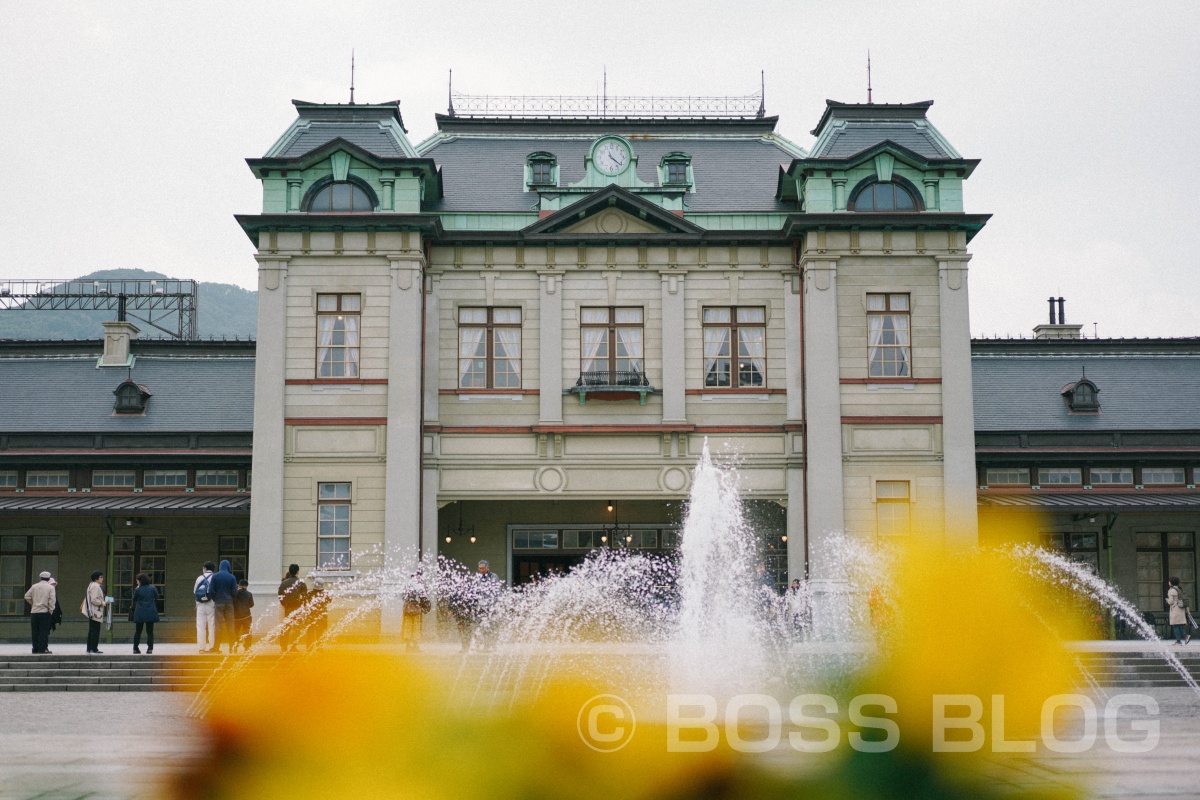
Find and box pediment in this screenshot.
[560,208,664,235]
[522,185,704,237]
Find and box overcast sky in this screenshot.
[1,2,1196,338]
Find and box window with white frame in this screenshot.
[26,470,69,488]
[92,470,136,488]
[867,293,911,377]
[702,307,766,388]
[458,307,522,389]
[144,469,187,488]
[317,482,352,569]
[876,481,911,536]
[1038,467,1082,486]
[316,293,361,379]
[195,470,239,488]
[1090,467,1133,485]
[1142,467,1185,486]
[0,471,17,489]
[985,467,1029,486]
[0,535,60,615]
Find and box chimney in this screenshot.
[99,320,139,366]
[1032,297,1083,340]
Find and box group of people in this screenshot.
[274,563,331,652]
[22,569,135,655]
[193,560,255,654]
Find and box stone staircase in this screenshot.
[2,649,1198,692]
[1074,651,1200,688]
[0,654,226,692]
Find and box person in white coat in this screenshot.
[194,561,216,653]
[1167,577,1191,645]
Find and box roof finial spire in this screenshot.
[349,49,356,105]
[758,70,765,118]
[602,65,607,118]
[447,68,455,116]
[867,50,873,104]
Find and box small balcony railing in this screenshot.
[567,371,655,405]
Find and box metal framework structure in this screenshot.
[448,91,766,120]
[0,278,199,339]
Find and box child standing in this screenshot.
[233,579,255,653]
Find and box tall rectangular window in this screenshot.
[26,470,69,488]
[316,293,361,378]
[580,307,644,385]
[220,535,250,581]
[92,469,136,488]
[703,307,766,388]
[876,481,911,536]
[113,536,166,614]
[458,307,522,389]
[0,535,60,616]
[1135,532,1195,615]
[317,482,352,569]
[867,293,911,377]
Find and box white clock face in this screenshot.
[594,140,630,175]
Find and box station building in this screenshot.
[973,325,1200,635]
[0,333,252,642]
[236,92,986,603]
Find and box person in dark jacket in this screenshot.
[277,564,308,653]
[49,578,63,634]
[233,579,255,653]
[207,560,239,654]
[304,578,332,650]
[131,573,160,654]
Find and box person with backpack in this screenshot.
[277,564,308,653]
[131,573,160,654]
[208,560,239,654]
[233,579,255,653]
[1168,576,1191,645]
[194,562,216,653]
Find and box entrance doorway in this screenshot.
[508,525,678,587]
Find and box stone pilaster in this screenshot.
[939,256,978,546]
[539,272,563,423]
[660,272,686,423]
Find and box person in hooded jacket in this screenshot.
[233,579,255,653]
[277,564,308,653]
[207,560,239,654]
[131,572,160,654]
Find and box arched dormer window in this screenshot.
[850,178,922,212]
[113,379,151,414]
[526,152,558,188]
[1062,376,1100,412]
[304,179,376,213]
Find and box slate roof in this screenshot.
[972,342,1200,432]
[0,351,255,434]
[271,123,413,159]
[419,133,801,213]
[810,122,952,159]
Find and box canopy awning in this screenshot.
[0,493,251,516]
[978,492,1200,513]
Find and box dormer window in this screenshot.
[527,153,558,188]
[850,179,920,211]
[1063,377,1100,412]
[113,379,151,414]
[660,153,692,187]
[305,180,375,212]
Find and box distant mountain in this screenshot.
[0,269,257,340]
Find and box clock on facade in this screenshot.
[593,138,631,175]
